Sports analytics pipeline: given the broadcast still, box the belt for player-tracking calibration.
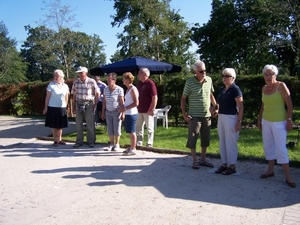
[76,100,93,103]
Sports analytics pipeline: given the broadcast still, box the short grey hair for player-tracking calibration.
[222,68,236,78]
[262,64,278,76]
[193,60,205,71]
[140,67,150,76]
[54,69,65,77]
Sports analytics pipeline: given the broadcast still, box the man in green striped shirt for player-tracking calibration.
[180,60,218,169]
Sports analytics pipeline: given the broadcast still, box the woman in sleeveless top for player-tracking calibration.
[119,72,139,156]
[257,64,296,188]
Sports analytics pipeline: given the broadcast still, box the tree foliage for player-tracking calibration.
[20,0,106,82]
[110,0,194,73]
[0,22,27,84]
[21,26,106,82]
[191,0,300,75]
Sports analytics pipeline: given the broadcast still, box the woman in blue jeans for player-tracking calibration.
[119,72,139,156]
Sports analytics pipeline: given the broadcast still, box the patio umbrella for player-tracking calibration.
[89,56,182,75]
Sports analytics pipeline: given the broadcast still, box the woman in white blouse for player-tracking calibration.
[43,69,69,147]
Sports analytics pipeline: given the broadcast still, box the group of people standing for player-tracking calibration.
[43,66,157,156]
[43,60,296,188]
[100,68,158,155]
[181,60,295,188]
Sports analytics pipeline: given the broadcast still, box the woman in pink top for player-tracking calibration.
[257,64,295,188]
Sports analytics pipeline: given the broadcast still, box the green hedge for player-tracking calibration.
[1,75,299,125]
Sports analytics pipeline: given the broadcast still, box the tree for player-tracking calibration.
[39,0,81,78]
[0,22,27,84]
[21,0,106,81]
[191,0,300,75]
[110,0,193,74]
[21,26,106,81]
[21,25,59,81]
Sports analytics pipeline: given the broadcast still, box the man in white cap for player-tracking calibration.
[71,66,100,148]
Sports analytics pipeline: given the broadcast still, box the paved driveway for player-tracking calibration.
[0,116,299,225]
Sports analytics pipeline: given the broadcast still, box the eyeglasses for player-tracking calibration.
[264,73,275,77]
[221,75,232,78]
[198,70,206,74]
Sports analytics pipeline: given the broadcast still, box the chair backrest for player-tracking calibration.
[164,105,171,112]
[155,105,171,118]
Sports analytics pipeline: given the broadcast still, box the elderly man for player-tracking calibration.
[181,60,218,169]
[136,67,158,147]
[71,66,100,148]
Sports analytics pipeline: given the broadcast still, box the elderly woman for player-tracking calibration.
[215,68,243,175]
[257,65,296,188]
[119,72,139,156]
[101,72,124,151]
[43,69,69,147]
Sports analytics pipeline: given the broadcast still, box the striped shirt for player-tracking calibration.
[103,85,124,111]
[182,76,214,117]
[71,77,100,102]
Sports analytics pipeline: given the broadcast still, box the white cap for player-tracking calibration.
[75,66,88,73]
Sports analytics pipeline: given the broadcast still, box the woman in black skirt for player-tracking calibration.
[43,69,70,146]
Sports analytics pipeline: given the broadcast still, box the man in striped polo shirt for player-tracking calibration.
[71,66,100,148]
[180,60,218,169]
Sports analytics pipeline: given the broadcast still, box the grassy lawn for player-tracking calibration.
[63,124,300,168]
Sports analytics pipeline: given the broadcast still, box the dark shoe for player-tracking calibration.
[215,166,227,174]
[286,180,296,188]
[123,150,136,156]
[58,141,66,145]
[222,167,236,175]
[199,160,214,168]
[192,161,200,169]
[73,143,83,148]
[89,143,94,148]
[53,141,59,147]
[123,147,131,153]
[260,172,274,178]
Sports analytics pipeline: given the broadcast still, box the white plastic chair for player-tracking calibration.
[154,105,171,129]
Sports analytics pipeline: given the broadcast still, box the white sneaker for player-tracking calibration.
[105,144,113,151]
[112,144,120,151]
[137,141,143,147]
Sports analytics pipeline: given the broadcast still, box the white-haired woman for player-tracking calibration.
[43,69,70,147]
[257,64,296,188]
[215,68,243,175]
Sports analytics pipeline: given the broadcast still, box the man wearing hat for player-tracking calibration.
[71,66,100,148]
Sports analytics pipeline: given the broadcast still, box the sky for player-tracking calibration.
[0,0,212,63]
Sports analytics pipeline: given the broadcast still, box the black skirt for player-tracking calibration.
[45,106,69,129]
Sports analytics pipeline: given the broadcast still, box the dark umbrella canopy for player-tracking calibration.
[90,56,182,75]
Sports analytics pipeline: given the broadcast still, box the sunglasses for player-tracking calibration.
[198,70,206,74]
[221,75,232,78]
